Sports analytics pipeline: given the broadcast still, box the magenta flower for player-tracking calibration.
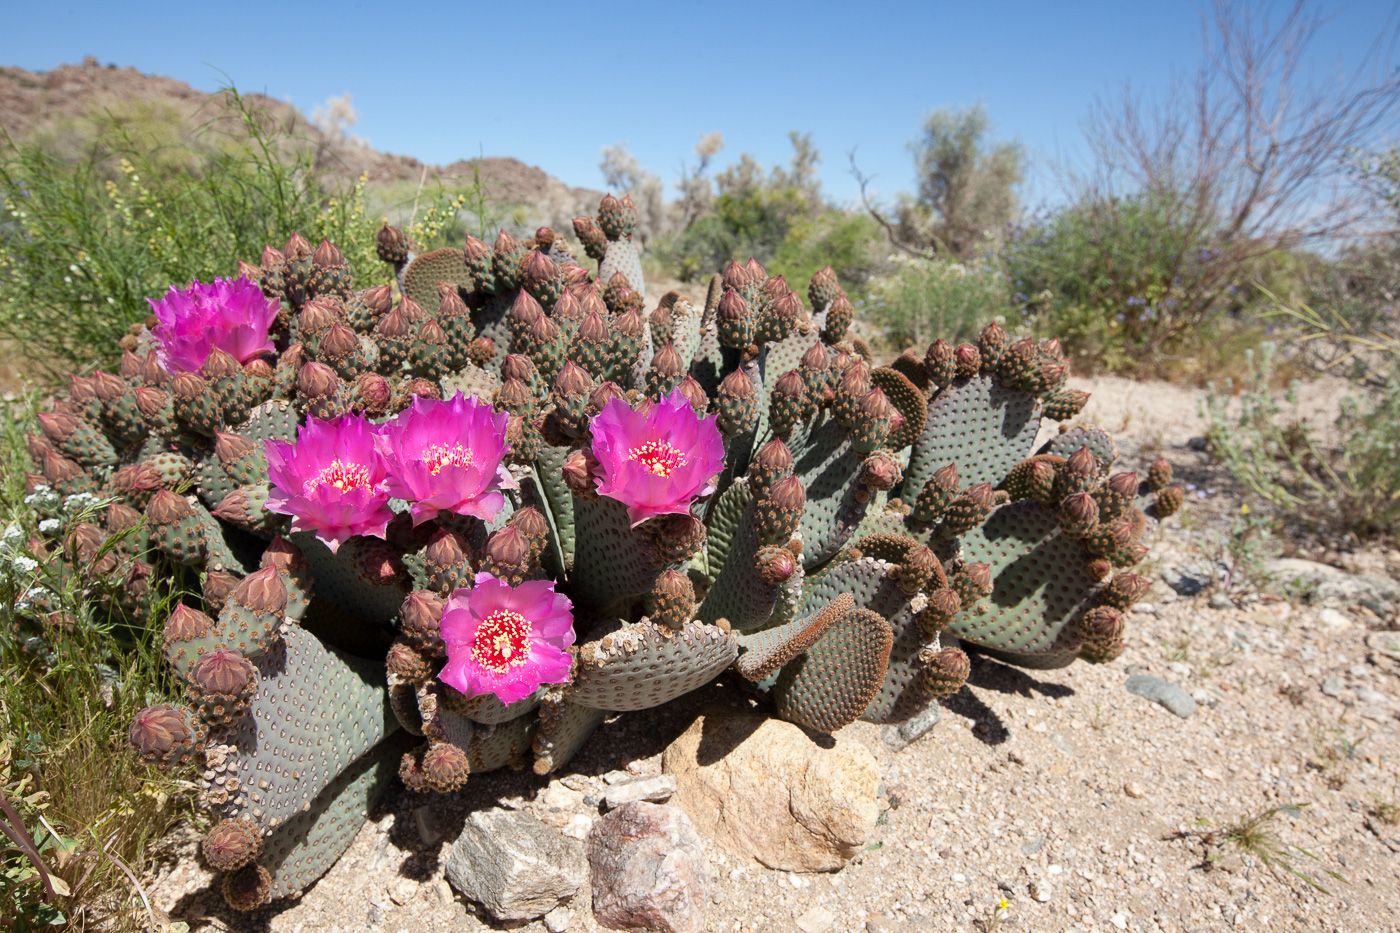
[264,414,393,553]
[589,387,725,526]
[439,572,575,704]
[149,276,280,374]
[376,392,513,526]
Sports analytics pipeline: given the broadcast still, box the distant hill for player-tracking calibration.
[0,57,603,225]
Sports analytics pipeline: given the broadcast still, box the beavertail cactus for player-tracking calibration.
[18,198,1182,911]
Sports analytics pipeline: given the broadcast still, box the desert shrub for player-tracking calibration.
[866,253,1013,349]
[0,87,462,377]
[771,210,883,305]
[653,134,824,281]
[1205,340,1400,542]
[1005,192,1214,368]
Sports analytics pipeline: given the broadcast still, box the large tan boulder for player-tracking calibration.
[662,711,880,871]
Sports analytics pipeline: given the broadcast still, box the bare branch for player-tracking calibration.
[847,149,929,258]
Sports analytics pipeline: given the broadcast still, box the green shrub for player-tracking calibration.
[0,87,463,378]
[771,210,883,304]
[865,253,1013,349]
[1205,340,1400,541]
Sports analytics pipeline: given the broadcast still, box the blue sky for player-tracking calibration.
[3,1,1394,209]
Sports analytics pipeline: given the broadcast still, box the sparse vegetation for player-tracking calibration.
[1173,803,1345,894]
[0,402,195,930]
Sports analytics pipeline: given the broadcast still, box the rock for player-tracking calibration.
[1264,557,1400,617]
[587,801,709,933]
[1208,592,1234,610]
[445,808,587,922]
[1187,436,1209,451]
[562,814,594,840]
[1321,676,1345,698]
[1317,607,1353,631]
[1123,781,1146,799]
[882,704,941,751]
[1161,562,1215,596]
[1125,674,1197,718]
[662,711,880,871]
[796,906,837,932]
[544,906,573,932]
[603,774,678,809]
[1030,879,1052,903]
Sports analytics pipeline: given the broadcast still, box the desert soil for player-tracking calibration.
[144,372,1400,933]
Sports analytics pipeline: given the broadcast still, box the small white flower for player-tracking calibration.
[2,524,20,543]
[12,556,38,574]
[38,518,61,534]
[63,492,99,512]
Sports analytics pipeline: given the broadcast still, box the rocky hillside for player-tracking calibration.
[0,57,601,218]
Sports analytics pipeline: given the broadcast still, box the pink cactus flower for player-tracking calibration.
[590,387,725,526]
[376,392,513,526]
[149,277,281,374]
[439,573,575,704]
[264,414,393,553]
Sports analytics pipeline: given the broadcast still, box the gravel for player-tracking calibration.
[147,374,1400,933]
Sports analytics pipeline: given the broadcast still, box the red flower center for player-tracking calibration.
[471,609,532,674]
[628,439,687,478]
[420,442,475,476]
[305,459,371,494]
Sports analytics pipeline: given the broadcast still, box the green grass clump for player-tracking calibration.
[0,402,195,931]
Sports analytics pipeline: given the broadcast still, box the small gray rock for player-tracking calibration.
[1208,592,1234,610]
[882,704,941,751]
[1161,563,1214,596]
[603,774,678,809]
[1125,674,1197,718]
[1321,675,1345,698]
[445,808,587,922]
[588,802,709,933]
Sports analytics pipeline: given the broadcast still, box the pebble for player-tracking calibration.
[1317,607,1353,630]
[561,814,594,840]
[796,906,837,932]
[544,906,572,932]
[1321,676,1344,698]
[882,704,941,751]
[1125,674,1198,718]
[1123,781,1146,799]
[1209,592,1234,610]
[1030,879,1052,903]
[603,774,678,809]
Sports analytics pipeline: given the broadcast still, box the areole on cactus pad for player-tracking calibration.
[19,192,1186,911]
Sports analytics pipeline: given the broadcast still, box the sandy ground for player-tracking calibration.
[141,375,1400,933]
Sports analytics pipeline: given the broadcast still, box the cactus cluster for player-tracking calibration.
[19,194,1183,910]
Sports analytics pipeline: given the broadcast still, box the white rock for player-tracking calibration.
[1317,608,1352,630]
[796,906,837,932]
